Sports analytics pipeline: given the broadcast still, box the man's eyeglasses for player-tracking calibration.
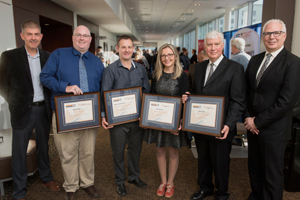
[262,31,285,38]
[74,34,91,39]
[161,53,174,59]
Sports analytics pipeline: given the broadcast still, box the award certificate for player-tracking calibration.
[64,100,94,124]
[147,101,174,124]
[190,103,217,127]
[112,94,137,117]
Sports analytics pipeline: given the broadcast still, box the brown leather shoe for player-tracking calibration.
[83,185,99,198]
[42,180,62,191]
[65,192,76,200]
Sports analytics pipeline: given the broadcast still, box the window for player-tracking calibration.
[230,10,236,30]
[252,0,263,24]
[238,4,248,28]
[208,21,213,32]
[218,16,224,33]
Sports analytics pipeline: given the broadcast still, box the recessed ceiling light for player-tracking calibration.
[194,3,201,6]
[134,18,138,20]
[157,7,160,9]
[130,7,133,9]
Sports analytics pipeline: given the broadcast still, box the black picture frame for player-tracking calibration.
[182,95,225,137]
[103,87,142,126]
[54,92,101,133]
[139,93,182,132]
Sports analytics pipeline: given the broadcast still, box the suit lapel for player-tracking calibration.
[249,52,265,89]
[20,46,33,83]
[205,57,228,87]
[39,49,47,69]
[257,48,286,87]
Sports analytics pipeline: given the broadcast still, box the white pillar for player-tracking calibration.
[195,24,199,52]
[224,8,232,32]
[292,0,300,57]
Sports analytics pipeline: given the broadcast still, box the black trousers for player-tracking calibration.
[247,132,287,200]
[12,105,53,199]
[109,121,144,185]
[194,134,232,199]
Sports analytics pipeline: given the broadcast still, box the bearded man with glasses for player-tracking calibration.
[244,19,300,200]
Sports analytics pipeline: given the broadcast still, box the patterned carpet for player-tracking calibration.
[1,127,300,200]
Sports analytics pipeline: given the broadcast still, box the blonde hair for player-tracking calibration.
[153,43,182,81]
[135,50,143,60]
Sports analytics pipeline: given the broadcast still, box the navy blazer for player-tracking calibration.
[0,46,51,129]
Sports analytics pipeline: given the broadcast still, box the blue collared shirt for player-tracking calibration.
[40,47,104,110]
[25,47,44,102]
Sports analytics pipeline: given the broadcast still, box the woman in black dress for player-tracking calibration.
[144,43,189,198]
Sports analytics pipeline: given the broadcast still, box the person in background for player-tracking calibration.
[190,49,198,64]
[231,38,251,71]
[96,46,104,61]
[40,25,104,200]
[0,20,61,200]
[107,50,119,65]
[101,35,150,197]
[244,19,300,200]
[181,47,190,71]
[184,30,245,200]
[144,43,189,198]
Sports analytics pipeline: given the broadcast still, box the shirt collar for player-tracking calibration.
[234,50,243,55]
[25,46,40,58]
[72,47,89,58]
[117,59,136,69]
[266,46,284,58]
[209,54,224,67]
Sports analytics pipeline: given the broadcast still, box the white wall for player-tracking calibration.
[292,0,300,57]
[0,0,16,130]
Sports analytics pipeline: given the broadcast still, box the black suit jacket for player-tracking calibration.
[0,46,51,129]
[192,56,246,141]
[244,48,300,141]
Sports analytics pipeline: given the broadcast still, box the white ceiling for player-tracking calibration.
[52,0,253,43]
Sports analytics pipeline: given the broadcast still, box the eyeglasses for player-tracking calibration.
[161,53,174,59]
[74,34,90,39]
[262,31,285,38]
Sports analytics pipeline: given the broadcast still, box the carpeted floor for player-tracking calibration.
[1,127,300,200]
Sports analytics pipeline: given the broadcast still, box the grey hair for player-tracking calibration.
[231,38,245,50]
[205,30,224,45]
[263,19,287,34]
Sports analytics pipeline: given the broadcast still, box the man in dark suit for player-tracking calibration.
[185,30,246,200]
[244,19,300,200]
[0,20,61,200]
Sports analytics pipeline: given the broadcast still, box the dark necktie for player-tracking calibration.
[256,53,272,86]
[205,63,214,85]
[79,54,89,93]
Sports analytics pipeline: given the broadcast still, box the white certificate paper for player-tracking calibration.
[190,103,217,127]
[112,94,137,117]
[147,101,175,124]
[64,100,94,124]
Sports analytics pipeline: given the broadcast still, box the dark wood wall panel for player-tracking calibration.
[12,0,73,26]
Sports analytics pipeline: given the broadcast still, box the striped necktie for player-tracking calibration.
[256,53,272,86]
[205,63,214,85]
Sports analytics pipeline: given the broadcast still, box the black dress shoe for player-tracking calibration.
[128,178,148,189]
[191,189,214,200]
[116,184,127,196]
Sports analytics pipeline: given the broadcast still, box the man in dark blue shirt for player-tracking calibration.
[40,25,104,200]
[101,35,150,196]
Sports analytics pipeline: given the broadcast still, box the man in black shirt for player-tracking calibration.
[101,35,150,196]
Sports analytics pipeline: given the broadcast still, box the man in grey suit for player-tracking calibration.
[244,19,300,200]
